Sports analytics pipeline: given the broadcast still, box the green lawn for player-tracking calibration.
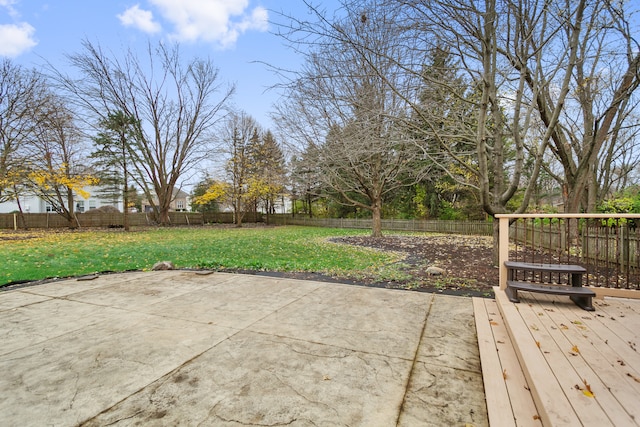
[0,226,400,286]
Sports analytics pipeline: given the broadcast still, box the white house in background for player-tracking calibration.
[0,186,124,214]
[141,188,190,213]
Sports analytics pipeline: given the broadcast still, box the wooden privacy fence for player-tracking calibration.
[0,212,263,229]
[270,216,493,235]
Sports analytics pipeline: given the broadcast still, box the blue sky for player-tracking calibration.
[0,0,341,130]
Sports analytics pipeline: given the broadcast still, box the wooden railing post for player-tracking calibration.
[498,215,510,290]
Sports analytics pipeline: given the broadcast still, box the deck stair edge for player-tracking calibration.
[473,297,542,427]
[494,288,599,427]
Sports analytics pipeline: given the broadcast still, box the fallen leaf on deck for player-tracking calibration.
[627,373,640,383]
[503,369,507,380]
[536,341,541,348]
[490,321,499,326]
[617,359,626,366]
[533,414,541,420]
[530,324,539,331]
[560,324,569,330]
[572,345,580,354]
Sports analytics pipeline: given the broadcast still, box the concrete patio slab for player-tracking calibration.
[0,271,488,426]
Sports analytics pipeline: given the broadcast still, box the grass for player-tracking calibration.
[0,226,402,286]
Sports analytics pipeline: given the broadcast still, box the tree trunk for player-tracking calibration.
[371,201,383,238]
[66,187,79,229]
[13,184,28,230]
[122,139,130,231]
[234,199,243,227]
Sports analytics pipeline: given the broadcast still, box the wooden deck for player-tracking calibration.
[474,289,640,427]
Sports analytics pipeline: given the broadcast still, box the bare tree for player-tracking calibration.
[364,0,639,253]
[275,2,430,237]
[26,94,95,228]
[0,59,48,208]
[492,0,640,212]
[50,40,234,224]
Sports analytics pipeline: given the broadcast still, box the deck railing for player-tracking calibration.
[497,213,640,298]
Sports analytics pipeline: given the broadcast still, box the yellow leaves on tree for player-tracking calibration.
[29,166,98,199]
[245,176,282,201]
[192,181,230,206]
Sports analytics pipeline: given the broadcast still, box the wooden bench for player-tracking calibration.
[504,261,595,311]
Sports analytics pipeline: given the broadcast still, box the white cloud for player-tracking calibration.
[0,0,19,18]
[117,4,161,34]
[0,22,37,57]
[141,0,269,49]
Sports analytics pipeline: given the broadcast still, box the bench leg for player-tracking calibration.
[505,286,520,303]
[570,295,595,311]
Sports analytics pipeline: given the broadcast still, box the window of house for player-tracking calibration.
[89,200,97,210]
[176,200,185,210]
[76,201,85,213]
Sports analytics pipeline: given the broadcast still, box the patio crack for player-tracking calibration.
[395,294,434,426]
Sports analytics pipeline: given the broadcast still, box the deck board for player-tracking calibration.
[494,291,580,426]
[523,293,636,426]
[507,293,614,426]
[490,288,640,427]
[473,297,542,427]
[556,296,640,383]
[530,293,640,423]
[473,297,517,427]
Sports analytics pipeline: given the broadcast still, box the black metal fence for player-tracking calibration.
[507,216,640,290]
